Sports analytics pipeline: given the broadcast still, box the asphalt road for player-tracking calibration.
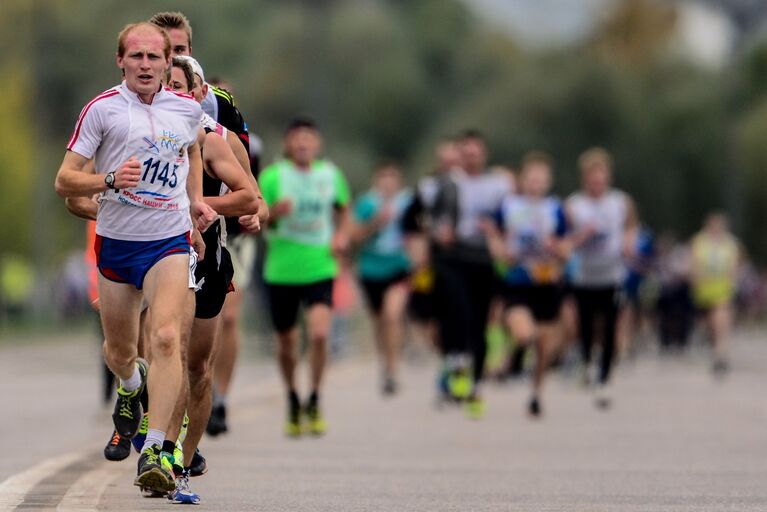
[1,327,767,511]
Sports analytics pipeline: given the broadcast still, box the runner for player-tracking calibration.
[54,22,216,494]
[480,152,568,417]
[566,147,638,409]
[149,11,264,437]
[162,55,259,503]
[422,130,511,418]
[259,117,351,437]
[690,212,741,375]
[351,162,412,395]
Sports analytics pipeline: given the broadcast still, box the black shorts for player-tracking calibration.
[360,272,409,314]
[408,290,435,322]
[194,247,235,319]
[267,279,334,333]
[502,284,563,322]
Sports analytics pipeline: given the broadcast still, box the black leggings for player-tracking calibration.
[433,258,496,384]
[574,286,620,385]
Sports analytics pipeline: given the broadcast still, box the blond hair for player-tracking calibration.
[149,11,193,47]
[117,22,170,58]
[578,147,612,173]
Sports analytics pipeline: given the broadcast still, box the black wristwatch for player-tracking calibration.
[104,171,116,190]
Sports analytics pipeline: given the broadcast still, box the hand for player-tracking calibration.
[238,214,261,233]
[477,217,499,237]
[273,199,293,218]
[191,228,206,261]
[191,201,217,233]
[331,231,349,257]
[114,156,141,189]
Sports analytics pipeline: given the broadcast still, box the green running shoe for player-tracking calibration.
[465,396,485,420]
[113,358,148,439]
[304,399,327,436]
[134,444,175,494]
[285,392,302,438]
[447,370,472,402]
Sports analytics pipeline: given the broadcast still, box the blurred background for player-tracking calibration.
[1,0,767,331]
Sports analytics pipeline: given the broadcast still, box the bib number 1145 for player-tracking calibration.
[142,157,178,188]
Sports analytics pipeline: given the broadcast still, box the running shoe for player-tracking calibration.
[595,383,612,410]
[187,449,207,477]
[113,358,148,439]
[134,444,175,494]
[168,469,200,505]
[712,358,730,377]
[104,429,131,461]
[447,370,472,402]
[206,404,228,437]
[464,396,485,420]
[172,445,185,477]
[305,398,327,436]
[285,392,302,438]
[382,375,398,396]
[132,412,150,453]
[528,396,542,418]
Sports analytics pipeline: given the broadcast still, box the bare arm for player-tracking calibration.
[55,151,106,198]
[202,133,259,217]
[187,140,217,232]
[332,205,352,257]
[64,160,99,220]
[225,130,269,222]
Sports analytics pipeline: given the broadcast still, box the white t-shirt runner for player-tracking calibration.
[67,81,203,241]
[566,189,629,287]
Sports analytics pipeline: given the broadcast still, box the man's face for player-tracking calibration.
[582,164,610,196]
[375,167,401,198]
[459,137,487,173]
[167,28,191,56]
[285,128,321,167]
[117,27,170,98]
[436,142,460,172]
[522,163,551,197]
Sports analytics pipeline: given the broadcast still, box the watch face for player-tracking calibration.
[105,173,114,187]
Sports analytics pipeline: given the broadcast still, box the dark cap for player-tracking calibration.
[285,116,319,135]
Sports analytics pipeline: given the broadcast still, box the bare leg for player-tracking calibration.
[182,315,222,458]
[214,289,242,397]
[306,303,332,392]
[380,283,409,377]
[141,254,190,434]
[100,277,143,381]
[277,327,300,391]
[166,291,196,446]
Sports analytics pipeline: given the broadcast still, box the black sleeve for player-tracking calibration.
[213,87,250,155]
[402,194,424,234]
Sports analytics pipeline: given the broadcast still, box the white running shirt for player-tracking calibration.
[67,82,202,241]
[566,189,629,287]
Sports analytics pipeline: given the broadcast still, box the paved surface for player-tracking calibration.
[1,328,767,511]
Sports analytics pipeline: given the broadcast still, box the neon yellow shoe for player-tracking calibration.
[285,393,302,438]
[177,413,189,445]
[448,371,473,401]
[131,413,150,453]
[304,400,327,436]
[465,396,485,420]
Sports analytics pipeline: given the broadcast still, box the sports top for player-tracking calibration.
[354,189,413,281]
[566,189,629,287]
[260,158,350,285]
[499,195,567,285]
[68,82,202,241]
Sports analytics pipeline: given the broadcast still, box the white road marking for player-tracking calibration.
[0,452,84,510]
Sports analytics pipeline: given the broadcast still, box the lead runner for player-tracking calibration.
[54,21,216,494]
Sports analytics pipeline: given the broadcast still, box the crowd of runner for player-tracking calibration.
[54,10,756,505]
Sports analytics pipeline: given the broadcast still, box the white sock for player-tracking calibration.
[120,364,141,393]
[142,429,165,453]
